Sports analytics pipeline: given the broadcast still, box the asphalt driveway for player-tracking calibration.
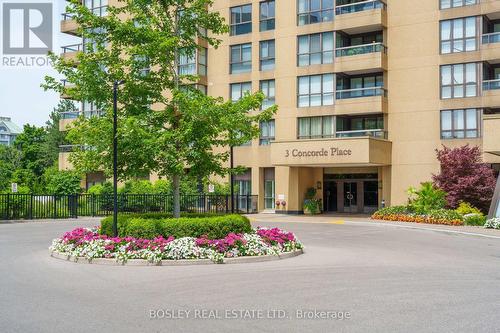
[0,217,499,333]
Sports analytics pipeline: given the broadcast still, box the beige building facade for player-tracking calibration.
[60,0,500,214]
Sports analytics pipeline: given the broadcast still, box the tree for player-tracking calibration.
[43,167,82,195]
[43,0,276,217]
[13,125,50,191]
[42,100,75,165]
[0,145,22,192]
[432,145,497,213]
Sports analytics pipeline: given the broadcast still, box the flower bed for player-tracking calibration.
[371,206,464,226]
[484,218,500,229]
[49,227,303,264]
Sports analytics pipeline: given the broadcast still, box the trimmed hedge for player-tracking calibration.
[100,212,224,237]
[100,213,252,239]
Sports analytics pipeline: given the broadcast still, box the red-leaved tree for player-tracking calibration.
[432,145,497,213]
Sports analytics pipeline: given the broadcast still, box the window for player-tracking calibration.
[260,1,275,31]
[259,120,275,145]
[298,74,334,107]
[297,0,334,26]
[230,4,252,36]
[260,40,275,71]
[298,116,335,139]
[178,48,207,76]
[260,80,275,110]
[231,82,252,101]
[298,31,334,66]
[440,17,477,54]
[440,63,478,99]
[440,0,477,10]
[440,109,480,139]
[230,43,252,74]
[84,0,107,16]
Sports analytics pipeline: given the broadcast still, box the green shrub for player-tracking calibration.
[456,202,483,216]
[407,182,447,213]
[126,218,162,239]
[100,212,227,237]
[463,213,487,226]
[121,214,252,239]
[427,209,463,221]
[373,205,414,216]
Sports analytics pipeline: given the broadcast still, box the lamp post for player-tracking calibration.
[112,80,125,237]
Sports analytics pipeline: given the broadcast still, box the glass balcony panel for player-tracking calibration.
[335,43,386,57]
[482,32,500,44]
[483,79,500,91]
[335,87,385,99]
[335,0,385,15]
[335,129,386,138]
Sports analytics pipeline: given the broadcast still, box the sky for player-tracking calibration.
[0,0,80,127]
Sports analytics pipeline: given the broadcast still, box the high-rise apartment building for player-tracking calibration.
[59,0,500,213]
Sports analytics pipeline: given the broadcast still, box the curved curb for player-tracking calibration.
[49,249,304,266]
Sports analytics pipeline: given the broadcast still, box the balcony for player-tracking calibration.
[335,0,387,34]
[334,87,387,114]
[60,79,76,99]
[334,42,387,73]
[61,43,82,63]
[270,136,391,167]
[59,110,104,130]
[482,79,500,108]
[481,32,500,62]
[61,13,79,36]
[483,113,500,156]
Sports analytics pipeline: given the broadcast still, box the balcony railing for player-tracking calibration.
[336,129,387,139]
[335,42,387,57]
[59,144,84,152]
[61,43,82,54]
[61,12,74,21]
[483,79,500,91]
[60,110,104,119]
[482,32,500,45]
[335,0,386,15]
[336,87,387,99]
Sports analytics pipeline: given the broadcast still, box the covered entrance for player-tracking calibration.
[323,173,379,214]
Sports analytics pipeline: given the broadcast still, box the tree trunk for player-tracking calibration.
[173,174,181,218]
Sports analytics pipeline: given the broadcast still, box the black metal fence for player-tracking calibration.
[0,194,258,220]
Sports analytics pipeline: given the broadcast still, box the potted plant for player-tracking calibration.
[303,187,321,215]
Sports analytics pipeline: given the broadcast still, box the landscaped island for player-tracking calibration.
[49,214,303,264]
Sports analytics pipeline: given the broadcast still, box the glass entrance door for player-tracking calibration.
[343,182,358,213]
[323,181,337,212]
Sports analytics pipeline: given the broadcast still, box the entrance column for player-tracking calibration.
[275,166,300,214]
[251,167,263,212]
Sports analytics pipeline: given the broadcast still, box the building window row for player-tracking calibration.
[440,17,478,54]
[440,63,479,99]
[298,114,385,139]
[440,108,480,139]
[440,0,477,10]
[231,0,385,34]
[230,74,384,110]
[229,30,384,74]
